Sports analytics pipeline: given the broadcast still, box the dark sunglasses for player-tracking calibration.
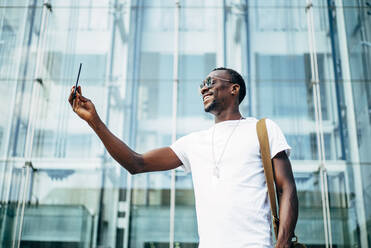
[200,76,233,89]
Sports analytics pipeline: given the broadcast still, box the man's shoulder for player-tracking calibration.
[264,118,283,130]
[171,129,208,150]
[181,129,209,140]
[252,117,279,127]
[243,117,259,123]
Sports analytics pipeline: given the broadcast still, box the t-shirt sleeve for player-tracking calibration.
[265,119,291,158]
[170,135,192,173]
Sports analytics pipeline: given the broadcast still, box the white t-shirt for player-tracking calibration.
[170,118,291,248]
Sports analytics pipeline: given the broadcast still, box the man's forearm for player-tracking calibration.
[276,185,298,247]
[87,116,143,174]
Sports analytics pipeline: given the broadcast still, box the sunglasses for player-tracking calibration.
[200,76,233,89]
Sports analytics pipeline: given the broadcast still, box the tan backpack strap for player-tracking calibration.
[256,118,280,240]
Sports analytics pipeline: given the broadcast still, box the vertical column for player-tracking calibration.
[124,0,144,246]
[222,0,227,66]
[11,166,25,248]
[305,1,332,247]
[11,1,52,248]
[24,0,52,162]
[169,1,180,248]
[15,162,35,248]
[334,0,368,247]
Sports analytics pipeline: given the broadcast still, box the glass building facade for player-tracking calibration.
[0,0,370,247]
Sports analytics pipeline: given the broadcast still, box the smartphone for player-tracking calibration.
[73,63,82,100]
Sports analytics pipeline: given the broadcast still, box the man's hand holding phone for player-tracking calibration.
[68,86,101,127]
[68,63,102,128]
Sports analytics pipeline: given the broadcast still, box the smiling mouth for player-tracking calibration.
[203,94,212,103]
[203,96,211,102]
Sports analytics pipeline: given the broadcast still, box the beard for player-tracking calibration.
[204,99,217,112]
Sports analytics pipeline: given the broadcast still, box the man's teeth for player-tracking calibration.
[204,96,211,101]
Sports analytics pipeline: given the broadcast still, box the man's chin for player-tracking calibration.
[204,102,215,113]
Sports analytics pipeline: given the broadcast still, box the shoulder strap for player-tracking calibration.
[256,118,280,240]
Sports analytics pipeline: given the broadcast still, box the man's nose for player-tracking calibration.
[200,85,209,95]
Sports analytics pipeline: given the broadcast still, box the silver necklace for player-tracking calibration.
[211,117,243,178]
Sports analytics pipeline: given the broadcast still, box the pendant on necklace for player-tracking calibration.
[213,166,220,178]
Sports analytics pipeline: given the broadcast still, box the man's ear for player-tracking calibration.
[231,84,240,95]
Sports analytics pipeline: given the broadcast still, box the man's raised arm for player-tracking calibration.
[68,86,182,174]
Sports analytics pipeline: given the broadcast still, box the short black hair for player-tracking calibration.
[212,67,246,104]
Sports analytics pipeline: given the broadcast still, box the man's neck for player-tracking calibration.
[213,109,242,124]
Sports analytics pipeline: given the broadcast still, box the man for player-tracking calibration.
[68,67,298,248]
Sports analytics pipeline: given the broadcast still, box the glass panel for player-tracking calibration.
[174,171,198,247]
[327,162,361,246]
[0,2,45,245]
[247,1,329,246]
[0,2,31,157]
[128,3,174,247]
[225,0,252,114]
[0,160,29,247]
[294,168,326,245]
[1,2,43,158]
[21,161,102,248]
[246,2,325,162]
[320,0,371,245]
[130,171,172,247]
[28,4,111,159]
[177,4,221,134]
[99,2,131,247]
